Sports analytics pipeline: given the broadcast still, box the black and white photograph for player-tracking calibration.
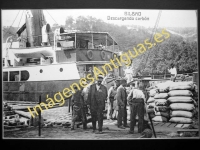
[2,8,199,139]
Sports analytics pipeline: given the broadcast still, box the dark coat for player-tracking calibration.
[116,85,127,107]
[87,83,107,111]
[71,90,84,107]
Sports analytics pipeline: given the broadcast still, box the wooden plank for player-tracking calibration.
[175,124,184,128]
[15,110,32,119]
[169,123,176,128]
[153,122,161,126]
[4,125,16,129]
[4,128,21,132]
[153,121,160,124]
[160,122,166,126]
[172,123,178,127]
[177,129,199,133]
[162,122,171,127]
[167,123,172,127]
[181,124,191,128]
[15,125,29,128]
[153,123,160,126]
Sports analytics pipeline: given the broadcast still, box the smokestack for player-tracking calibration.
[26,10,46,47]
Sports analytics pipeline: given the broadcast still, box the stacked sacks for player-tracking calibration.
[146,88,158,118]
[168,82,196,124]
[151,81,172,122]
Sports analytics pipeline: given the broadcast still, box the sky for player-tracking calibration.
[2,9,197,29]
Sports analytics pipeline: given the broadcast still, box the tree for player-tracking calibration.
[65,16,75,30]
[64,16,197,74]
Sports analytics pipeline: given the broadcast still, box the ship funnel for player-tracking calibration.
[26,10,46,47]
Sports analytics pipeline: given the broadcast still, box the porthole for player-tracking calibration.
[60,68,63,72]
[40,69,43,73]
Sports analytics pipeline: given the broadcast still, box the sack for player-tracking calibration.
[154,93,168,99]
[169,85,193,91]
[155,106,169,112]
[155,99,168,106]
[147,97,155,103]
[155,81,172,93]
[168,90,193,97]
[155,111,170,118]
[167,96,194,103]
[152,116,168,122]
[169,117,193,124]
[148,102,155,108]
[169,82,194,91]
[169,103,195,111]
[146,108,155,113]
[149,89,158,97]
[170,110,193,118]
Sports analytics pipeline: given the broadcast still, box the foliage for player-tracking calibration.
[2,16,197,75]
[64,16,197,75]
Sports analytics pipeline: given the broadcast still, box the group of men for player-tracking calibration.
[71,74,147,134]
[107,77,146,133]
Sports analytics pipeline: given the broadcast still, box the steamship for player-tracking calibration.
[2,10,122,103]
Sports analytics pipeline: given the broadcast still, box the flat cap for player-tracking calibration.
[97,75,104,79]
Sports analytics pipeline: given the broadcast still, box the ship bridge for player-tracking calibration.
[58,31,118,51]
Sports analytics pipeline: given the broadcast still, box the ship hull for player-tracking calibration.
[3,80,79,103]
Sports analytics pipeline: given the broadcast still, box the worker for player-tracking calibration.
[87,75,108,134]
[102,71,115,86]
[168,63,177,82]
[126,81,136,95]
[116,78,128,129]
[127,82,145,134]
[112,96,118,120]
[107,79,120,120]
[81,81,92,115]
[123,65,134,83]
[71,85,87,130]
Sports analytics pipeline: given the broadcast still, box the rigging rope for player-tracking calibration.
[4,10,21,37]
[17,10,24,30]
[45,10,59,25]
[140,10,162,73]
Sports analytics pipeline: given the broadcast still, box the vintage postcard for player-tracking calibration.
[2,9,199,139]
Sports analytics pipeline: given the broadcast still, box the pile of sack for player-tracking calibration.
[168,82,197,124]
[151,81,172,122]
[146,88,157,118]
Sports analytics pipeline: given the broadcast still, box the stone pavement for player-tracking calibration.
[41,106,131,129]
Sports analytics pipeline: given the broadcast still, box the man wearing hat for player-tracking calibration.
[81,81,92,115]
[107,79,120,120]
[71,84,87,130]
[87,75,108,134]
[116,78,128,129]
[127,82,145,133]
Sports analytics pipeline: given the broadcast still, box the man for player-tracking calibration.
[168,63,177,82]
[116,78,128,129]
[127,82,145,133]
[127,81,136,95]
[71,85,87,130]
[87,75,108,134]
[123,66,134,84]
[107,80,120,120]
[81,81,92,115]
